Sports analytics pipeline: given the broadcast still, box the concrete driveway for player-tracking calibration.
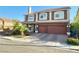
[31,33,67,42]
[29,33,68,46]
[0,33,68,46]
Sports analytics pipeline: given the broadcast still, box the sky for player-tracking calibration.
[0,6,78,22]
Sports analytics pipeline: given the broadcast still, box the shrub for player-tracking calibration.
[12,29,29,36]
[71,16,79,39]
[13,20,29,36]
[12,30,21,35]
[67,38,79,45]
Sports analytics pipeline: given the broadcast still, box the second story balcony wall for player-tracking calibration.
[25,7,70,23]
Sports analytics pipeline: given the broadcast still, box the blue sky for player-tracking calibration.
[0,6,78,22]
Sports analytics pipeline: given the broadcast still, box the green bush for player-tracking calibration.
[12,29,29,36]
[67,38,79,45]
[12,30,21,35]
[13,20,29,36]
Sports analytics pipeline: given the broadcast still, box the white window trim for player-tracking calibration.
[28,15,34,22]
[39,13,48,21]
[54,11,64,20]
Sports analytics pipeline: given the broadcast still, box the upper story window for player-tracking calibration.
[39,13,48,21]
[54,11,64,20]
[28,15,35,22]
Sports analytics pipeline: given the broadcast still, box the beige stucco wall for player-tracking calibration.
[0,20,3,30]
[0,18,14,30]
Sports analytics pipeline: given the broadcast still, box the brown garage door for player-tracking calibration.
[48,25,67,34]
[38,23,67,34]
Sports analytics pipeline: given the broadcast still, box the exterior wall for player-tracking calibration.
[4,20,14,30]
[0,19,3,30]
[0,18,14,30]
[25,7,70,23]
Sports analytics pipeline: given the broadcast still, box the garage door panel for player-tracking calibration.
[48,25,67,34]
[38,26,47,33]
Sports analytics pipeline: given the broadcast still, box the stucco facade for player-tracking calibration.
[0,18,14,30]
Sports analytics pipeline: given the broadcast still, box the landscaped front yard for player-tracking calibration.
[67,38,79,45]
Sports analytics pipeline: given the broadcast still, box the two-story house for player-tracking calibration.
[24,7,70,35]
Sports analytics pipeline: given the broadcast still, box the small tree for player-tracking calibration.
[73,19,79,39]
[71,8,79,39]
[13,20,28,36]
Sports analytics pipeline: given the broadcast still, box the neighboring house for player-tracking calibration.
[0,18,14,30]
[0,18,3,30]
[24,7,70,34]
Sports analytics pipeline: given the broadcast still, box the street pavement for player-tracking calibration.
[0,44,79,53]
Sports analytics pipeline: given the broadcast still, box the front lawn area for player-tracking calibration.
[67,38,79,45]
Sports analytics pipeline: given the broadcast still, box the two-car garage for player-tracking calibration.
[38,22,67,34]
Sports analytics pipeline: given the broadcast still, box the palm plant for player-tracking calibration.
[13,20,28,36]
